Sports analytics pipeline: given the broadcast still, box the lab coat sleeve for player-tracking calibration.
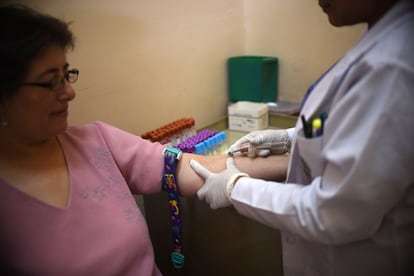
[230,59,414,245]
[286,127,295,141]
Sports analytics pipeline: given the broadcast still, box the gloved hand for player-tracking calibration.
[190,157,249,209]
[228,129,291,157]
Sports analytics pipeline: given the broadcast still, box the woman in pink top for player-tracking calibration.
[0,4,287,275]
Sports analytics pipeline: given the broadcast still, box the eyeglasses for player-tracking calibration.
[20,68,79,92]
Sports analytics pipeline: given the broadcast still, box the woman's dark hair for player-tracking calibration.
[0,4,75,97]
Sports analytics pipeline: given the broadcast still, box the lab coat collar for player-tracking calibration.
[288,0,413,184]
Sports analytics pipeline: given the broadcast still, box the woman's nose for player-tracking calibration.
[58,82,76,101]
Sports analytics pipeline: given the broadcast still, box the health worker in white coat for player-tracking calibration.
[190,0,414,275]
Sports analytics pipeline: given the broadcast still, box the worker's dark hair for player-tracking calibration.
[0,4,75,98]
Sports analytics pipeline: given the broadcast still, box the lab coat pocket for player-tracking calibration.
[296,131,324,181]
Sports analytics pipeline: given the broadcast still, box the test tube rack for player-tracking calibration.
[141,117,227,155]
[141,117,196,146]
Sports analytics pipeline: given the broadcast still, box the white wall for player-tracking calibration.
[8,0,364,135]
[244,0,365,102]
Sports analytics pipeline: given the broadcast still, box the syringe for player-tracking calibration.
[227,142,274,156]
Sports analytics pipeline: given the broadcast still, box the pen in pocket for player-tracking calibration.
[312,118,322,137]
[319,111,327,134]
[301,115,313,138]
[302,112,327,138]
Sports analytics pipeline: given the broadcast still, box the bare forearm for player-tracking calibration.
[177,153,289,197]
[234,154,288,181]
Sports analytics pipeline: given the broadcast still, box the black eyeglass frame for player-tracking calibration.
[20,68,79,91]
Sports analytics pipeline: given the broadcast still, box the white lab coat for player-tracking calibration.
[231,1,414,275]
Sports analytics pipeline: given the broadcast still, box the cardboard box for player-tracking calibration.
[228,101,268,132]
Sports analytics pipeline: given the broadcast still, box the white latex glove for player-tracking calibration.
[228,129,291,157]
[190,157,249,209]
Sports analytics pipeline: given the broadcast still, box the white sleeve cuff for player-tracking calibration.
[286,127,295,141]
[225,173,249,199]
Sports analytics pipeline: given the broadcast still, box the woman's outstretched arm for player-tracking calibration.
[177,153,289,197]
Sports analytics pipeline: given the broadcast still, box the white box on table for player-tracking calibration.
[228,101,268,132]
